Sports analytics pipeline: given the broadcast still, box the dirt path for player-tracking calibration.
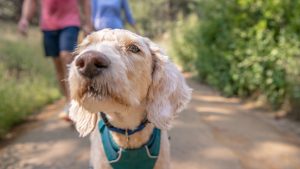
[1,79,300,169]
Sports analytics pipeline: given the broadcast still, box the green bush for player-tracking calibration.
[129,0,196,38]
[172,0,300,107]
[171,14,200,71]
[0,23,60,137]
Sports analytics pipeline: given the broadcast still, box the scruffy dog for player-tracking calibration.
[68,29,192,169]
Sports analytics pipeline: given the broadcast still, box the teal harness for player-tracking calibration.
[98,120,161,169]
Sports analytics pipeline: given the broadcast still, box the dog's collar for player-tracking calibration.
[100,112,149,136]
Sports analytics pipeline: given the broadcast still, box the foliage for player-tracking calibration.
[172,0,300,107]
[0,0,22,21]
[129,0,196,37]
[0,23,60,138]
[171,14,200,70]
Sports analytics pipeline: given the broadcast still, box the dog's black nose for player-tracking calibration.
[75,50,110,79]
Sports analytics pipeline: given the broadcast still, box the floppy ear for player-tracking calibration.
[145,39,192,130]
[69,100,98,137]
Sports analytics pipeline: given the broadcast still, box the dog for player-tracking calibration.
[68,29,192,169]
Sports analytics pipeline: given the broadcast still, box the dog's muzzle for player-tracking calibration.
[75,50,111,79]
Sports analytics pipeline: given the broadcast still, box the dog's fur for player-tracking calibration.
[68,29,192,169]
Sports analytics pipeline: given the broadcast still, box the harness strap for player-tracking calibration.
[100,112,150,136]
[98,120,161,169]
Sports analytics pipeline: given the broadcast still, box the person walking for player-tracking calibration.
[18,0,93,120]
[91,0,139,33]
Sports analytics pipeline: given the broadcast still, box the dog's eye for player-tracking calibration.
[127,44,140,53]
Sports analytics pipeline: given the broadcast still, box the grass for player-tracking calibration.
[0,22,61,138]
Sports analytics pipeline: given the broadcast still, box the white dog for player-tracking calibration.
[68,29,192,169]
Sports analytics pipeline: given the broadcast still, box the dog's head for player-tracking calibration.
[69,29,192,136]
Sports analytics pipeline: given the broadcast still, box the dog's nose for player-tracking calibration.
[75,50,110,78]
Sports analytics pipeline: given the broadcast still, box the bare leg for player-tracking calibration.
[52,57,69,100]
[59,51,75,102]
[52,51,75,121]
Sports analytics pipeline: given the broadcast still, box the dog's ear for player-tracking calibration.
[145,39,192,130]
[69,100,98,137]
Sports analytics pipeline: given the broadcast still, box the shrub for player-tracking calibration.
[172,0,300,107]
[0,23,60,137]
[171,14,200,71]
[129,0,196,38]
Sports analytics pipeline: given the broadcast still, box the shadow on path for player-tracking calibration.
[170,78,300,169]
[0,100,90,169]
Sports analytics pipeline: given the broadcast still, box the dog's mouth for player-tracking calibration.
[83,82,109,99]
[81,82,131,106]
[86,85,99,97]
[73,70,132,106]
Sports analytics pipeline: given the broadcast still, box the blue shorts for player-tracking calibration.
[42,26,79,57]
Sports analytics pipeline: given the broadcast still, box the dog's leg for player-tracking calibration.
[90,127,112,169]
[154,130,171,169]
